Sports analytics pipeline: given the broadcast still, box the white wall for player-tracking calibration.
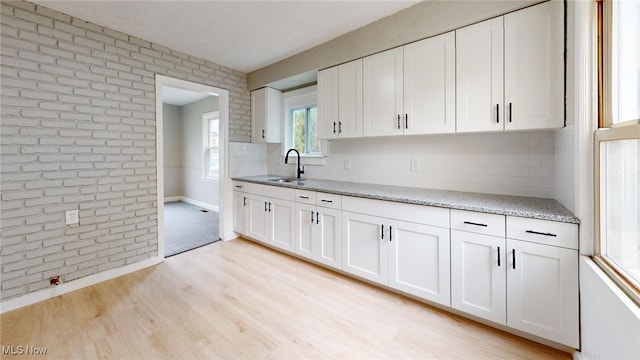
[180,96,219,208]
[269,132,556,198]
[578,258,640,359]
[229,142,268,177]
[163,104,183,198]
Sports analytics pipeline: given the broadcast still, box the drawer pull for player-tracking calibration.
[320,199,333,203]
[525,230,557,237]
[235,185,243,188]
[299,196,309,199]
[463,221,488,227]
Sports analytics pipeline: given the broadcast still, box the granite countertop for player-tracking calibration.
[232,175,580,224]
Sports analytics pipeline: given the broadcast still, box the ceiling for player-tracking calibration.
[162,86,214,106]
[32,0,419,74]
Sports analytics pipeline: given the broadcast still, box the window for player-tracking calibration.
[282,85,326,163]
[203,111,219,180]
[595,0,640,303]
[291,106,320,155]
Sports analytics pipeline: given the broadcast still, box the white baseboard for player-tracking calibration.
[223,231,240,241]
[0,256,162,314]
[164,196,218,212]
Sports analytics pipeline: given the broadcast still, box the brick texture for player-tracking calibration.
[0,1,251,301]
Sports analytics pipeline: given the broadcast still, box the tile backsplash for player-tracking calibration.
[268,131,556,198]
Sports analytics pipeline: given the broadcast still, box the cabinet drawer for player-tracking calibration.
[507,216,578,250]
[246,183,295,201]
[232,181,248,192]
[451,210,505,238]
[295,190,316,205]
[316,193,341,209]
[342,196,449,228]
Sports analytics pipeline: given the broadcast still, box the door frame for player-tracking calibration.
[155,75,231,259]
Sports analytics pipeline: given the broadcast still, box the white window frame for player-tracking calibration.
[594,0,640,305]
[202,111,220,181]
[281,85,326,166]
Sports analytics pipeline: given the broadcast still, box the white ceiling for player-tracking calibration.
[32,0,419,74]
[162,86,214,106]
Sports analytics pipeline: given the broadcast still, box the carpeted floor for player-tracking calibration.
[164,201,220,257]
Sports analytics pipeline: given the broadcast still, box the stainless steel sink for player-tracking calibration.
[269,178,303,183]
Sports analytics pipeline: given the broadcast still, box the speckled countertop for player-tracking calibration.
[232,175,580,224]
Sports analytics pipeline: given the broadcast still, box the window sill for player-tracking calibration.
[202,177,220,182]
[593,255,640,307]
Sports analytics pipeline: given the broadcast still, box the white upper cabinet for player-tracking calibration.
[504,1,564,130]
[457,1,564,133]
[363,47,404,137]
[318,59,363,139]
[456,17,505,133]
[317,66,339,139]
[404,31,456,135]
[251,87,282,143]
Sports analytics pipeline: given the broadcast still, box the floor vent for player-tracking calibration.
[200,209,208,213]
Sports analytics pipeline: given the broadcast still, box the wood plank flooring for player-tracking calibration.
[1,238,572,359]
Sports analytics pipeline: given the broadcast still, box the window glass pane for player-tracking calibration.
[600,139,640,285]
[292,108,306,153]
[207,148,219,178]
[208,119,219,148]
[612,0,640,123]
[308,106,320,154]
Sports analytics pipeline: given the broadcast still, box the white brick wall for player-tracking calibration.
[0,1,251,301]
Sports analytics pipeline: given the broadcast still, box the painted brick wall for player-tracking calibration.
[0,1,251,301]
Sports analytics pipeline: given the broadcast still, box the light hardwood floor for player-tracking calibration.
[1,238,572,359]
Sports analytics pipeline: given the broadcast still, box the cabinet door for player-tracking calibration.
[389,221,451,306]
[456,17,504,133]
[404,32,456,135]
[342,211,388,285]
[247,195,269,243]
[504,1,564,131]
[251,87,281,143]
[318,67,339,140]
[451,230,506,325]
[251,89,267,143]
[315,207,341,268]
[507,239,579,348]
[233,191,248,234]
[338,59,364,138]
[363,47,404,137]
[269,198,295,252]
[295,203,316,259]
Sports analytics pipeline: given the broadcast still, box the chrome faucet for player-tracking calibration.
[285,148,305,179]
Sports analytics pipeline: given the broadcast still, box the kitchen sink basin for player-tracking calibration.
[269,178,304,184]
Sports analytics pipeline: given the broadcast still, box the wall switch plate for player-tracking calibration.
[410,158,420,171]
[344,158,352,169]
[65,210,79,225]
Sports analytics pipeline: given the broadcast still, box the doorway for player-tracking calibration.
[155,75,230,258]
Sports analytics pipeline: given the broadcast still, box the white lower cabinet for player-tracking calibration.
[388,221,450,305]
[342,212,389,285]
[450,210,579,348]
[295,203,342,268]
[233,190,248,234]
[342,208,451,306]
[451,230,507,324]
[234,183,579,348]
[245,192,295,251]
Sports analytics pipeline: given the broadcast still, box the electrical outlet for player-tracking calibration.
[65,210,79,225]
[410,158,421,171]
[344,158,352,169]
